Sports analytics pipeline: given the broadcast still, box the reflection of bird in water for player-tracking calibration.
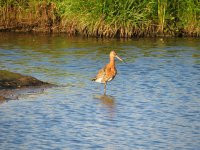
[97,94,115,108]
[94,94,116,118]
[92,51,125,95]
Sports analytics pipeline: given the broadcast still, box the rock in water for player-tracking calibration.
[0,70,53,103]
[0,70,50,89]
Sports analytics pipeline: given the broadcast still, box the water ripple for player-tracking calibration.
[0,34,200,149]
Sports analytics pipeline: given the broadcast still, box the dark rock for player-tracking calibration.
[0,70,50,89]
[0,70,54,102]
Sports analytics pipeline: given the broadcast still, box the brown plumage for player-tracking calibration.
[92,51,125,95]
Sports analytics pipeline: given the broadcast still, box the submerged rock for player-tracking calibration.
[0,70,53,102]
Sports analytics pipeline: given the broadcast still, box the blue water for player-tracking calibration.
[0,33,200,149]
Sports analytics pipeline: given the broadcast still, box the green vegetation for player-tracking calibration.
[0,0,199,37]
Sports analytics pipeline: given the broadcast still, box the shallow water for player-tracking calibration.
[0,33,200,149]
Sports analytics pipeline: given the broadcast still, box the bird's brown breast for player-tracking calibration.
[102,64,117,82]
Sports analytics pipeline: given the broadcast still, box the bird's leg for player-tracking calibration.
[104,82,107,95]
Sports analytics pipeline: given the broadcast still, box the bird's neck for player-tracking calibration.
[109,56,115,65]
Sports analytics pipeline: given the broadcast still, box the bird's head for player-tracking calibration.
[110,51,126,63]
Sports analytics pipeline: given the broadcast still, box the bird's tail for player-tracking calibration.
[91,78,96,81]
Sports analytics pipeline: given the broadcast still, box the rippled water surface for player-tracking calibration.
[0,33,199,149]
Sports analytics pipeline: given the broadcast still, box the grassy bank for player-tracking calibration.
[0,0,199,37]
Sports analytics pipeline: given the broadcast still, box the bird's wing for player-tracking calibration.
[92,66,106,82]
[102,66,116,82]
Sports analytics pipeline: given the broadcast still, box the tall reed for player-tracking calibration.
[0,0,199,37]
[157,0,167,34]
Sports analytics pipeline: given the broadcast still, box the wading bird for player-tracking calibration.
[92,51,125,95]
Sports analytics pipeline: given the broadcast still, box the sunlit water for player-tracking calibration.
[0,33,199,149]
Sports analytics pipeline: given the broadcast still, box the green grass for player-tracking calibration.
[0,0,199,37]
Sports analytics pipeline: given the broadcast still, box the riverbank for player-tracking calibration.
[0,0,199,38]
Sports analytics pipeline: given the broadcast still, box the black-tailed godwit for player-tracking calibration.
[92,51,125,95]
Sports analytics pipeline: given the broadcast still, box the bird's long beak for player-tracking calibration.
[116,55,126,63]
